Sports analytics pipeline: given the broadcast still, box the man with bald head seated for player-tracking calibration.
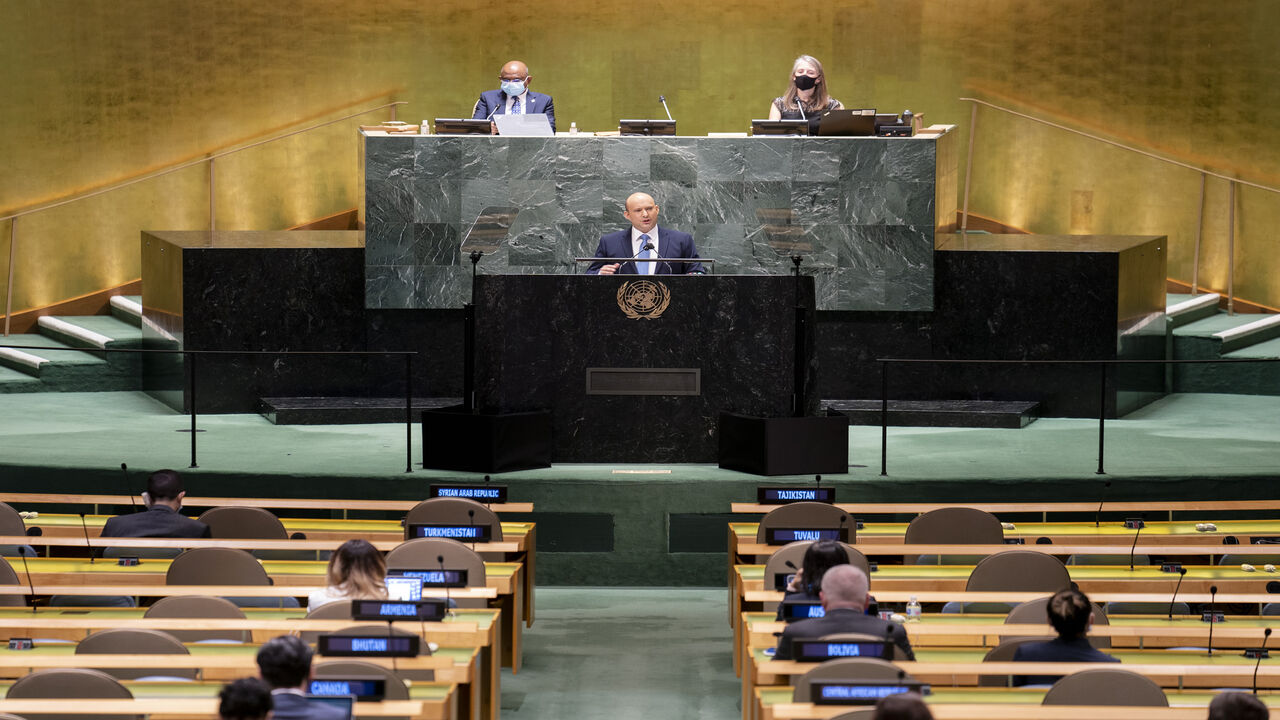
[587,192,705,275]
[101,469,210,538]
[1011,587,1118,686]
[775,564,914,661]
[472,59,556,132]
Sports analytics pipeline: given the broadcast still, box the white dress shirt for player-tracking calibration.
[630,227,660,275]
[505,90,530,114]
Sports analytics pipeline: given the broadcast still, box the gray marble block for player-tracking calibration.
[364,132,955,310]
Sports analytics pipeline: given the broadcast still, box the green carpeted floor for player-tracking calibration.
[499,588,739,720]
[0,391,1277,482]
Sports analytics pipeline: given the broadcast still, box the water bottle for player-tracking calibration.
[569,122,579,135]
[905,596,922,621]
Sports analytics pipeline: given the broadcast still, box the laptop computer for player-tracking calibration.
[816,109,877,136]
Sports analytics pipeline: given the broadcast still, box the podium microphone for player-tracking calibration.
[1094,480,1110,527]
[1207,585,1218,656]
[795,99,806,122]
[437,555,452,613]
[1167,568,1187,619]
[79,513,95,564]
[659,95,674,122]
[121,463,138,511]
[1253,627,1272,694]
[1128,522,1143,571]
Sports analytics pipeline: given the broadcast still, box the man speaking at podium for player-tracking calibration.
[587,192,705,275]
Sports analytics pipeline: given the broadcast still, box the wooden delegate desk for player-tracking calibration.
[0,697,443,720]
[0,606,501,720]
[12,555,528,672]
[736,611,1279,677]
[24,514,538,629]
[757,687,1280,720]
[744,655,1280,720]
[730,499,1280,521]
[0,491,535,516]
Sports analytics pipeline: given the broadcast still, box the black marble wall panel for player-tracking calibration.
[364,134,954,312]
[472,275,817,462]
[816,234,1168,417]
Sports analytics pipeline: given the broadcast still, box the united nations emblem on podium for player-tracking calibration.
[617,280,671,320]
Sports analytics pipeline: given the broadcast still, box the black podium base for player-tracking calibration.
[421,406,553,473]
[717,411,848,476]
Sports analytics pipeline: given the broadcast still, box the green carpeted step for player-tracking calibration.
[0,365,42,393]
[108,295,143,328]
[1225,335,1280,359]
[38,314,145,349]
[0,333,138,392]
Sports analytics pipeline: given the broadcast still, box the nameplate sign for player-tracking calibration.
[351,598,448,622]
[780,602,825,621]
[794,640,890,662]
[317,633,420,657]
[388,568,469,588]
[408,524,493,542]
[309,677,386,701]
[429,484,508,503]
[764,527,849,545]
[757,487,836,504]
[810,681,927,705]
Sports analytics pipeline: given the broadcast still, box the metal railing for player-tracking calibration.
[877,356,1280,476]
[959,97,1280,315]
[0,343,418,472]
[1,99,407,336]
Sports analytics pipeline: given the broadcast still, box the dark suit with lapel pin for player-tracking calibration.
[586,226,705,275]
[472,89,556,132]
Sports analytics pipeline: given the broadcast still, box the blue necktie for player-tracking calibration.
[637,234,652,275]
[512,97,522,115]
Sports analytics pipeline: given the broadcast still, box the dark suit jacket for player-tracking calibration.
[776,607,915,661]
[472,89,556,132]
[585,226,705,275]
[1011,636,1119,686]
[100,505,210,539]
[269,690,351,720]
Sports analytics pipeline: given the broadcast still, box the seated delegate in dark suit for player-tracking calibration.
[472,59,556,133]
[101,469,210,538]
[1012,587,1119,686]
[257,635,348,720]
[586,192,705,275]
[775,564,914,661]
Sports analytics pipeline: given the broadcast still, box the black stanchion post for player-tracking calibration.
[405,353,413,473]
[791,255,804,418]
[880,360,888,476]
[188,352,198,469]
[1097,362,1106,475]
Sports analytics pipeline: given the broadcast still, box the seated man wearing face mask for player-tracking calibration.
[472,59,556,133]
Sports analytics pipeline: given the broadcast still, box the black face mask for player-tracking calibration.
[793,75,817,91]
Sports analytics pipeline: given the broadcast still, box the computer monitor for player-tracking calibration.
[619,119,676,136]
[751,120,808,136]
[433,118,492,135]
[304,695,354,720]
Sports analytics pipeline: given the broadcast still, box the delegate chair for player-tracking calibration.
[903,507,1003,565]
[332,625,433,683]
[1041,668,1168,707]
[756,503,854,544]
[404,498,503,542]
[953,551,1071,615]
[198,506,309,561]
[0,557,26,607]
[76,628,196,681]
[315,660,412,720]
[0,502,36,558]
[166,546,299,608]
[1003,596,1111,648]
[299,600,354,644]
[1263,602,1280,616]
[1067,553,1150,566]
[143,594,249,643]
[1105,601,1190,615]
[979,638,1053,687]
[5,667,140,720]
[792,658,919,703]
[385,537,488,608]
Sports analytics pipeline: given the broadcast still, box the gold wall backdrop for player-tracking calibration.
[3,0,1278,315]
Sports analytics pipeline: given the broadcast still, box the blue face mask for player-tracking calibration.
[501,80,525,97]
